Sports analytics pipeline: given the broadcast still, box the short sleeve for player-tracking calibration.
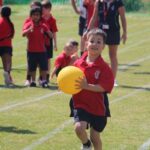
[51,18,58,33]
[116,0,124,8]
[55,56,63,68]
[98,65,114,93]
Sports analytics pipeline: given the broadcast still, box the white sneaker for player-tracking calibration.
[24,80,30,86]
[81,145,92,150]
[3,71,11,85]
[114,80,118,87]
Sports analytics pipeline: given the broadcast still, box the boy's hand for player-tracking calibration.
[75,76,88,90]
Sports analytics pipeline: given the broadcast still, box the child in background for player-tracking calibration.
[50,40,78,79]
[42,0,58,83]
[22,6,51,88]
[0,6,15,86]
[72,28,114,150]
[24,1,43,86]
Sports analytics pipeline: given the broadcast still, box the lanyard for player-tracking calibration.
[103,1,108,21]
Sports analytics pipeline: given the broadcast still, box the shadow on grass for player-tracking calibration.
[0,126,37,134]
[118,63,140,72]
[0,84,26,89]
[119,85,150,91]
[133,71,150,75]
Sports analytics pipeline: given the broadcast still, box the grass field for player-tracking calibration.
[0,4,150,150]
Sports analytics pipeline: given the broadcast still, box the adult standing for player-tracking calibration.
[87,0,127,86]
[71,0,86,55]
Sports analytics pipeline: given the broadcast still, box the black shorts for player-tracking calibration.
[70,92,111,117]
[27,52,48,72]
[0,46,12,56]
[106,30,120,45]
[78,16,86,36]
[46,38,53,59]
[74,108,107,132]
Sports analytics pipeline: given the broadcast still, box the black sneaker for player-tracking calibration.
[42,81,48,88]
[30,82,36,87]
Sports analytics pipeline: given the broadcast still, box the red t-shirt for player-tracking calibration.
[73,53,114,116]
[43,14,58,46]
[22,20,49,52]
[55,52,71,69]
[84,1,98,27]
[0,0,2,6]
[0,18,14,47]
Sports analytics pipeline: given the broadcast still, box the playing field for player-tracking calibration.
[0,4,150,150]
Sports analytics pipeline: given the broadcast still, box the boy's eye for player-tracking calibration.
[97,41,101,44]
[90,40,94,43]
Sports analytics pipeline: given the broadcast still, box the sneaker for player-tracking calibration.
[114,80,118,87]
[3,71,11,85]
[42,81,48,88]
[24,80,30,86]
[30,82,36,87]
[81,145,92,150]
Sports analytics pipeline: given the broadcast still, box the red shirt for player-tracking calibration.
[22,20,49,52]
[84,1,98,27]
[43,14,58,46]
[73,53,114,116]
[55,52,71,69]
[0,18,14,47]
[0,0,2,6]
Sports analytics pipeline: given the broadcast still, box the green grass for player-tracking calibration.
[0,4,150,150]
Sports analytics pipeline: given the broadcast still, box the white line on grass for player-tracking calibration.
[22,84,150,150]
[22,119,73,150]
[138,138,150,150]
[0,91,62,112]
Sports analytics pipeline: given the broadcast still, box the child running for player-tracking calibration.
[0,6,15,86]
[72,28,114,150]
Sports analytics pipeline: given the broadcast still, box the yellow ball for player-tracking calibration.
[57,66,84,94]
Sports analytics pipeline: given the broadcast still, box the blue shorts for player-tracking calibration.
[0,46,12,56]
[106,31,120,45]
[27,52,48,72]
[78,16,86,36]
[73,108,107,132]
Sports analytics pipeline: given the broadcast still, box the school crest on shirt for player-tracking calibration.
[94,70,101,79]
[111,5,115,11]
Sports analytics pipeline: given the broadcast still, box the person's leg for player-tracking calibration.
[90,128,102,150]
[74,121,89,144]
[108,45,118,79]
[2,53,13,85]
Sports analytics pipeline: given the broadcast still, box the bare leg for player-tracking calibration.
[74,121,89,144]
[90,128,102,150]
[108,45,118,79]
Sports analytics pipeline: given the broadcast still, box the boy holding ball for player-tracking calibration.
[72,28,114,150]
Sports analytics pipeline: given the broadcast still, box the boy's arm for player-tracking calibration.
[22,26,33,37]
[53,32,57,51]
[50,66,58,79]
[75,77,105,92]
[71,0,80,15]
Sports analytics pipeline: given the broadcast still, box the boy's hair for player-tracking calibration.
[1,6,11,17]
[30,0,42,9]
[30,6,42,16]
[70,40,79,46]
[41,0,52,9]
[87,28,107,43]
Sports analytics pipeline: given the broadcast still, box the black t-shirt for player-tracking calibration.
[98,0,124,32]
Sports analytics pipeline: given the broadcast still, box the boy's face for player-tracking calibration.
[72,45,78,53]
[65,44,74,56]
[42,7,51,16]
[31,12,41,23]
[86,34,105,56]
